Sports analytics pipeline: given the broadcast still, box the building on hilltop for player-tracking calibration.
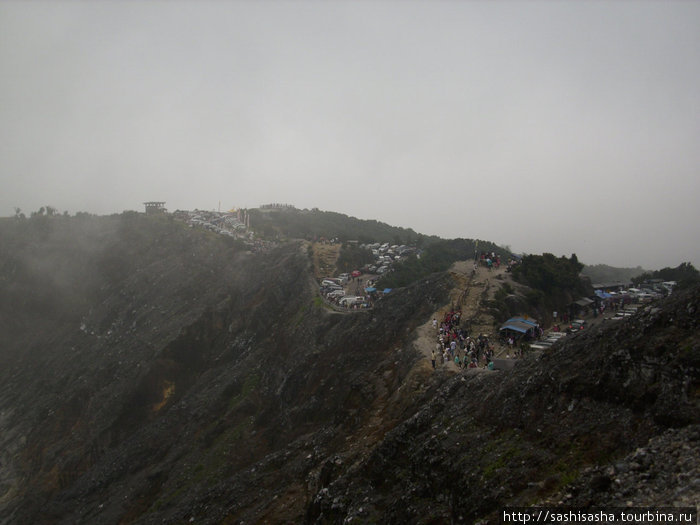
[144,202,167,214]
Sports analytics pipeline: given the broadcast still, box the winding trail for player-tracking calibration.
[412,261,510,372]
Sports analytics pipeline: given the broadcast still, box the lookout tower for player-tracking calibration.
[144,202,167,214]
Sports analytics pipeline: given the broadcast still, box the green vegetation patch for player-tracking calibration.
[512,253,585,295]
[632,262,699,290]
[379,238,509,289]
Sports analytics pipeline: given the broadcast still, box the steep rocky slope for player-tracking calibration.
[0,213,452,523]
[1,213,697,524]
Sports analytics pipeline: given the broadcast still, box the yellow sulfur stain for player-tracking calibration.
[152,380,175,412]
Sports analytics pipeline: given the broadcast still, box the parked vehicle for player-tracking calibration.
[568,320,586,332]
[542,336,563,344]
[340,296,364,307]
[662,281,677,294]
[546,332,566,339]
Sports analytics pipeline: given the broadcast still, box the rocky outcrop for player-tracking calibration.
[547,424,700,508]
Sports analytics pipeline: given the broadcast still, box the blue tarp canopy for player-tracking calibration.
[510,317,538,327]
[595,290,613,299]
[383,288,392,294]
[365,287,377,293]
[499,321,534,333]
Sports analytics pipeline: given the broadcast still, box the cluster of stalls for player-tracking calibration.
[363,286,392,297]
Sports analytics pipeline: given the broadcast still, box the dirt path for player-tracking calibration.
[412,261,511,373]
[308,241,514,371]
[310,242,341,280]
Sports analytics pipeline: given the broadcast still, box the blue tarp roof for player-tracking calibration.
[499,321,534,333]
[365,287,377,293]
[595,290,613,299]
[383,288,392,294]
[509,317,538,326]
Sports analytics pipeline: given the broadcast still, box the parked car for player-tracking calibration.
[546,332,567,339]
[568,320,586,332]
[340,296,364,307]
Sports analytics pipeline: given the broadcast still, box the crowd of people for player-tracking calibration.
[430,309,496,370]
[479,251,501,271]
[476,251,523,273]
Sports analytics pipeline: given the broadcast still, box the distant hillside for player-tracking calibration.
[248,207,432,245]
[246,206,512,290]
[581,263,646,284]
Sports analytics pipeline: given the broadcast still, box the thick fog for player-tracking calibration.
[1,1,698,270]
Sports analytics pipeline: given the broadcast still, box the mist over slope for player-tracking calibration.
[0,213,698,524]
[0,212,451,523]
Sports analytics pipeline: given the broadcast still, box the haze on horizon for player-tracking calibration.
[1,1,698,271]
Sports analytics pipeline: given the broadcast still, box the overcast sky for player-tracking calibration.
[1,1,698,270]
